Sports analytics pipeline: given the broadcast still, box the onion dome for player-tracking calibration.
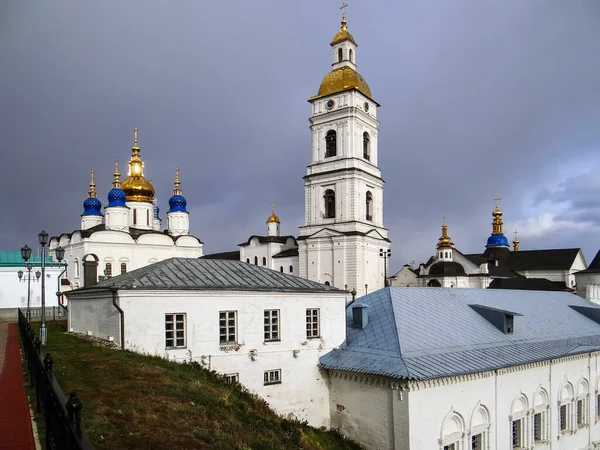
[267,201,280,223]
[168,168,188,213]
[82,170,103,216]
[121,128,155,203]
[436,220,453,250]
[107,159,127,207]
[486,197,509,247]
[331,15,357,46]
[429,261,466,276]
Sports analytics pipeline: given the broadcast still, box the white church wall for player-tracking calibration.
[575,272,600,298]
[68,292,121,345]
[0,265,62,309]
[69,288,347,428]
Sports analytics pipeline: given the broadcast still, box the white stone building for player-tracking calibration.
[320,287,600,450]
[65,257,347,427]
[575,250,600,302]
[48,129,203,289]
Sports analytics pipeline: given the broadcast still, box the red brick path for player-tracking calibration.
[0,323,36,449]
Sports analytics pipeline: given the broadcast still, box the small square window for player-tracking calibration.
[225,373,239,384]
[165,313,186,348]
[264,369,281,385]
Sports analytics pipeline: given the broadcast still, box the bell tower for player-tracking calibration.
[297,7,390,293]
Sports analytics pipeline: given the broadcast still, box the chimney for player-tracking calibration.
[352,303,369,329]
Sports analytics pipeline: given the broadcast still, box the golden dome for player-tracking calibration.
[331,16,357,46]
[436,220,454,250]
[121,128,155,203]
[313,66,373,101]
[267,200,280,223]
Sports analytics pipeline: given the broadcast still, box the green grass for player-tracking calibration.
[26,321,362,450]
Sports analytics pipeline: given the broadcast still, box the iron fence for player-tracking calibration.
[18,308,93,450]
[27,306,68,321]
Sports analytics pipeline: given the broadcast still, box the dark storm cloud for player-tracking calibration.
[2,1,600,269]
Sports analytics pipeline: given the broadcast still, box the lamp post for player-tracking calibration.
[20,245,32,321]
[379,248,391,287]
[55,246,66,310]
[38,230,49,344]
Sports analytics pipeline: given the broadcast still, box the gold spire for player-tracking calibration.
[121,127,155,202]
[112,159,121,188]
[513,230,520,251]
[436,218,453,250]
[173,168,182,195]
[491,196,504,235]
[267,200,280,223]
[88,170,97,198]
[331,3,356,46]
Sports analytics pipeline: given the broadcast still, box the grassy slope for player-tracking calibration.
[37,321,361,450]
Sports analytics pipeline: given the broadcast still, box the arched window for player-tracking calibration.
[469,404,490,450]
[366,191,373,221]
[440,410,465,450]
[120,263,127,274]
[558,382,574,432]
[324,189,336,219]
[254,256,258,265]
[262,257,267,266]
[338,48,343,62]
[280,266,284,273]
[349,49,353,62]
[428,279,441,287]
[363,132,370,160]
[105,263,112,277]
[325,130,337,157]
[324,281,330,286]
[510,393,529,448]
[532,388,549,442]
[74,259,79,278]
[576,379,589,427]
[246,258,250,264]
[289,265,293,273]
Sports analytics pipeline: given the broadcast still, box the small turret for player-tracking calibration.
[81,170,104,230]
[105,159,130,232]
[266,201,281,237]
[167,168,189,236]
[513,230,520,252]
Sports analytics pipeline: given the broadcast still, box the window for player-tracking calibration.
[289,265,293,273]
[363,132,370,160]
[105,263,112,277]
[325,130,337,157]
[254,256,258,265]
[324,281,330,286]
[443,445,455,450]
[506,315,514,333]
[264,369,281,385]
[165,313,186,348]
[349,48,353,62]
[532,388,549,443]
[511,419,522,448]
[133,209,137,224]
[560,404,568,431]
[576,379,589,427]
[471,434,482,450]
[428,279,441,287]
[533,412,542,441]
[225,373,239,384]
[264,310,280,341]
[280,266,283,273]
[120,263,127,274]
[597,394,600,420]
[324,189,336,219]
[146,209,150,226]
[246,258,250,263]
[74,259,79,277]
[366,191,373,221]
[577,399,584,427]
[262,256,266,266]
[306,308,320,338]
[337,48,343,62]
[219,311,237,344]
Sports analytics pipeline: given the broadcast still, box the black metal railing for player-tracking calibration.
[18,308,93,449]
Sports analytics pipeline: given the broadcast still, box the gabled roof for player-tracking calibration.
[238,235,297,247]
[296,227,390,242]
[488,277,567,291]
[507,248,583,271]
[76,257,338,294]
[576,249,600,274]
[200,251,241,261]
[320,287,600,380]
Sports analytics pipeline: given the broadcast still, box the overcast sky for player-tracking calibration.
[2,1,600,272]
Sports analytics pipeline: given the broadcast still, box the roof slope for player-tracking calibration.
[320,287,600,380]
[576,249,600,274]
[488,278,566,291]
[200,251,241,261]
[0,251,58,268]
[85,258,338,293]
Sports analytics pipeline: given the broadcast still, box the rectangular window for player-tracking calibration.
[105,263,112,277]
[306,308,320,338]
[577,399,584,426]
[225,373,239,384]
[512,419,521,448]
[264,369,281,385]
[165,313,186,348]
[533,412,542,441]
[219,311,237,344]
[471,434,482,450]
[264,309,280,341]
[120,263,127,274]
[560,404,568,431]
[597,395,600,419]
[443,445,455,450]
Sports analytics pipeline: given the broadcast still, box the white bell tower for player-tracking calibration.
[298,8,390,293]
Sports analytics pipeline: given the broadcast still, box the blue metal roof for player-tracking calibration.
[320,287,600,380]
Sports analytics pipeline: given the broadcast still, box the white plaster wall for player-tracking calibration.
[389,267,419,287]
[0,265,63,309]
[69,289,347,428]
[67,292,121,345]
[576,273,600,298]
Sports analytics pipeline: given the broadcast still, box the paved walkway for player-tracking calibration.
[0,322,36,449]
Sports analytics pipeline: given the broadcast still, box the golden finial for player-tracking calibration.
[88,170,97,198]
[112,159,121,188]
[436,217,453,250]
[173,168,182,195]
[121,127,155,202]
[491,196,504,235]
[513,230,520,251]
[340,2,348,29]
[132,127,139,149]
[267,200,280,223]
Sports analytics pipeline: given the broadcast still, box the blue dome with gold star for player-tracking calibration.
[168,195,187,213]
[486,234,509,247]
[82,197,103,216]
[107,188,126,207]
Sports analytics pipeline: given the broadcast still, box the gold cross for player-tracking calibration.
[514,230,519,239]
[271,200,276,214]
[494,196,502,208]
[442,216,447,224]
[133,127,139,145]
[340,2,348,18]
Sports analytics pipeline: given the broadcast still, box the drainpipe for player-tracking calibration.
[57,262,68,310]
[110,286,125,350]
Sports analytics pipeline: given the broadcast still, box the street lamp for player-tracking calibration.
[20,245,33,322]
[379,248,391,287]
[55,246,66,310]
[38,230,49,344]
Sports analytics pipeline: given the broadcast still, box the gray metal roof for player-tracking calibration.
[320,287,600,380]
[88,258,339,293]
